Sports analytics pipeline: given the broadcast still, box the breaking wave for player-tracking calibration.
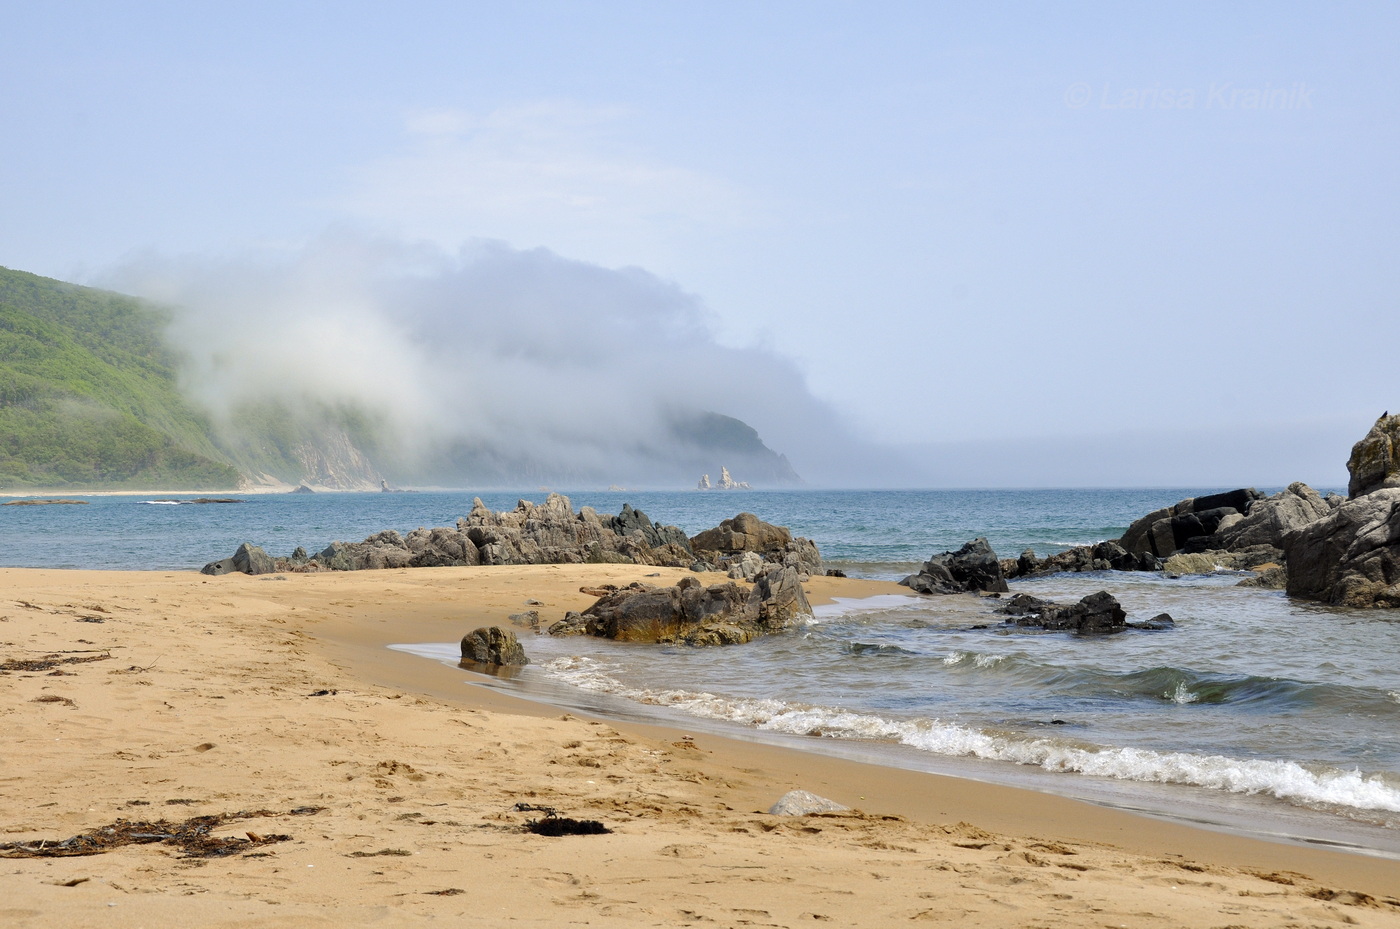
[541,655,1400,816]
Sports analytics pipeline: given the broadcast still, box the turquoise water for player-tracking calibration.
[7,486,1397,854]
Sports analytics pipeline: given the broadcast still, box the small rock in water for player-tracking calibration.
[768,790,849,816]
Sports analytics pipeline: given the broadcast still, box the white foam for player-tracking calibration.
[810,594,923,621]
[539,657,1400,815]
[1167,681,1200,704]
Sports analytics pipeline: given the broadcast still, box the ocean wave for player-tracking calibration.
[540,656,1400,815]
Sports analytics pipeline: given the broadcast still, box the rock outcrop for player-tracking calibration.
[548,566,812,646]
[200,497,822,578]
[1347,412,1400,498]
[900,538,1008,595]
[1281,414,1400,609]
[997,591,1172,635]
[1284,488,1400,608]
[460,626,530,666]
[690,512,823,578]
[1119,489,1266,558]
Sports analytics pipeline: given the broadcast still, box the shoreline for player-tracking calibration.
[3,565,1399,926]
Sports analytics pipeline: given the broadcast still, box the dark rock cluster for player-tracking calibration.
[900,538,1008,595]
[548,565,812,646]
[997,591,1173,635]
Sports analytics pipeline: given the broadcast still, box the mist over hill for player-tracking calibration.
[0,244,814,490]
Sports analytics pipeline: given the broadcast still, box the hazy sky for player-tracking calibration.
[3,2,1396,487]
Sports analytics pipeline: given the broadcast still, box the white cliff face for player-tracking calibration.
[292,429,383,490]
[697,466,751,490]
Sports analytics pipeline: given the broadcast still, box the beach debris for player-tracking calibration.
[513,803,611,836]
[307,689,338,697]
[347,848,413,857]
[768,790,849,816]
[901,538,1009,595]
[1,651,111,673]
[460,626,530,666]
[0,808,322,859]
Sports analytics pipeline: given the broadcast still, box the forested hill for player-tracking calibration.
[0,266,241,489]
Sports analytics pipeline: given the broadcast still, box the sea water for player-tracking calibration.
[6,487,1398,854]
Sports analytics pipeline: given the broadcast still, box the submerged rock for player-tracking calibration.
[997,590,1168,635]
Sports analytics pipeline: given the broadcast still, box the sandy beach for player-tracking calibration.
[2,564,1398,928]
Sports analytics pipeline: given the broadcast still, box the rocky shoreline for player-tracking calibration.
[894,412,1400,622]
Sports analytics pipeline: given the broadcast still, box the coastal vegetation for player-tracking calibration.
[0,267,239,489]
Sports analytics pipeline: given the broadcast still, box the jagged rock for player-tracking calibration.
[460,626,529,666]
[556,566,812,645]
[1348,412,1400,498]
[201,542,276,576]
[690,512,822,577]
[1004,541,1157,578]
[728,551,766,581]
[768,790,849,815]
[997,590,1144,635]
[901,538,1008,595]
[1283,487,1400,608]
[1119,489,1265,557]
[1205,483,1333,552]
[254,494,700,573]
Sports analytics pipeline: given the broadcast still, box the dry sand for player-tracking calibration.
[2,564,1398,928]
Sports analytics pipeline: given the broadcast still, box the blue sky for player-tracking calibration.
[3,2,1396,486]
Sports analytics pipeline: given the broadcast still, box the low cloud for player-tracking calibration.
[105,230,865,486]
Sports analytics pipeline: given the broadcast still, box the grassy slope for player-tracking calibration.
[0,267,240,489]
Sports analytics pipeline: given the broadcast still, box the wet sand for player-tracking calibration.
[2,565,1397,927]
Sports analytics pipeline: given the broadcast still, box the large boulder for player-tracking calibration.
[901,538,1008,595]
[1283,488,1400,608]
[557,566,812,646]
[691,512,791,557]
[201,542,276,576]
[460,626,530,666]
[1347,412,1400,498]
[690,512,822,577]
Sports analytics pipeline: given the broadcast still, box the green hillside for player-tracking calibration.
[0,267,240,489]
